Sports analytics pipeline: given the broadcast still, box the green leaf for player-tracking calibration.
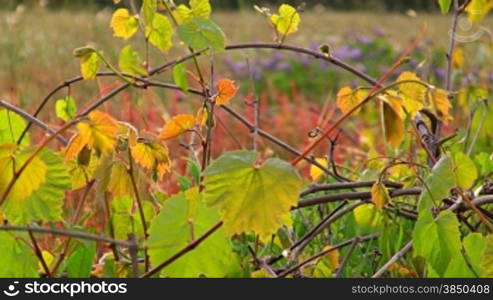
[463,232,486,276]
[172,63,189,93]
[175,0,211,24]
[203,151,302,239]
[146,13,174,53]
[147,189,239,277]
[177,17,226,51]
[413,210,462,277]
[453,152,478,189]
[0,109,29,145]
[66,241,96,278]
[141,0,157,26]
[118,45,148,77]
[0,232,38,277]
[475,152,493,176]
[55,96,77,122]
[1,149,71,225]
[417,155,456,212]
[480,234,493,277]
[438,0,452,14]
[111,195,154,239]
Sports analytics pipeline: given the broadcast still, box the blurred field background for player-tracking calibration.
[1,0,492,167]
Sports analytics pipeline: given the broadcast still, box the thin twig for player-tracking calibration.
[335,236,361,277]
[141,221,223,278]
[0,99,68,145]
[278,234,378,278]
[372,241,413,278]
[0,225,132,247]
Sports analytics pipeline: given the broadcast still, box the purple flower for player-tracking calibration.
[332,45,362,61]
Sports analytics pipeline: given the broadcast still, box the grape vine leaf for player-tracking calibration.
[2,149,71,225]
[215,78,238,105]
[55,96,77,122]
[74,48,100,80]
[65,110,119,160]
[466,0,493,22]
[174,0,211,24]
[66,241,97,278]
[371,182,391,209]
[412,210,462,277]
[382,100,404,148]
[110,8,139,40]
[177,17,226,51]
[463,232,486,276]
[336,86,367,115]
[147,189,239,277]
[438,0,452,14]
[172,63,189,93]
[131,141,170,179]
[141,0,157,26]
[203,151,302,239]
[453,152,477,189]
[417,155,456,212]
[159,114,195,140]
[0,232,38,277]
[145,13,174,53]
[118,45,148,77]
[0,109,30,146]
[430,88,452,122]
[108,163,133,197]
[480,234,493,277]
[270,4,301,35]
[310,157,328,181]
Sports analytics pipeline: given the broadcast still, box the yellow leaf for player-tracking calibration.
[79,50,100,80]
[270,4,300,35]
[39,250,54,272]
[108,163,132,196]
[336,86,367,115]
[371,182,391,209]
[215,78,238,105]
[159,114,195,140]
[174,0,211,24]
[382,100,404,148]
[452,47,465,68]
[310,157,328,181]
[466,0,493,22]
[64,134,87,162]
[430,88,452,122]
[0,147,47,205]
[65,111,119,160]
[396,71,426,103]
[110,8,139,40]
[309,245,340,278]
[196,107,208,128]
[131,141,170,179]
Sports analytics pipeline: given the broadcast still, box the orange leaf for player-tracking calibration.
[371,182,391,209]
[159,114,196,140]
[215,78,238,105]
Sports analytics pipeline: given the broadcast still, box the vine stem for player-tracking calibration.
[0,225,133,247]
[277,234,378,278]
[141,221,223,278]
[28,229,52,278]
[0,99,68,145]
[127,146,150,271]
[372,241,413,278]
